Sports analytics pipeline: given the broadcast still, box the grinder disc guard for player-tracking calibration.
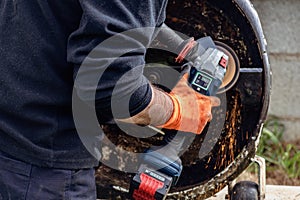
[216,41,240,93]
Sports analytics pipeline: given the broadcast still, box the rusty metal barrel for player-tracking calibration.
[95,0,271,199]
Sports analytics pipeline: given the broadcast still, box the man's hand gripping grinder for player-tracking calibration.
[129,37,238,200]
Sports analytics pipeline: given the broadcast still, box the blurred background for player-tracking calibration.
[241,0,300,186]
[252,0,300,141]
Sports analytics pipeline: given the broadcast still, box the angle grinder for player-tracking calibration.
[183,37,240,96]
[144,40,240,96]
[130,38,240,200]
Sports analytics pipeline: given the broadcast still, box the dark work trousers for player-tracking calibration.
[0,151,96,200]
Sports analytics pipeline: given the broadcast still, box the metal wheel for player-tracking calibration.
[230,181,259,200]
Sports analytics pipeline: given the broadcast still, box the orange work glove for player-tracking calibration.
[158,74,220,134]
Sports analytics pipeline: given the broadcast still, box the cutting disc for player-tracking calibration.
[215,41,240,93]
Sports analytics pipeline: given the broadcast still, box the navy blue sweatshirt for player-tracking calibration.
[0,0,167,169]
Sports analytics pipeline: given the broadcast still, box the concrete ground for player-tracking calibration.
[96,185,300,199]
[206,185,300,200]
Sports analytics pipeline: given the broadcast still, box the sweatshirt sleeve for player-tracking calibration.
[67,0,168,123]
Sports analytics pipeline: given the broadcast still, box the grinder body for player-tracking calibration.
[187,46,228,96]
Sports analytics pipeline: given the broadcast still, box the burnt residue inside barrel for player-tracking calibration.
[95,0,265,198]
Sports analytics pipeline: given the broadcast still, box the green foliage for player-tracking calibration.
[257,117,300,179]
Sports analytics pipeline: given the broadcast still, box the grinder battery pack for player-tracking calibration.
[129,165,173,200]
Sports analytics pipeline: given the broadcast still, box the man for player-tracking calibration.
[0,0,218,199]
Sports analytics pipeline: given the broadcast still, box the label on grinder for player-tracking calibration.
[191,71,213,92]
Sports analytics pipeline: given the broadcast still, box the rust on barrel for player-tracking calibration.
[95,0,269,199]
